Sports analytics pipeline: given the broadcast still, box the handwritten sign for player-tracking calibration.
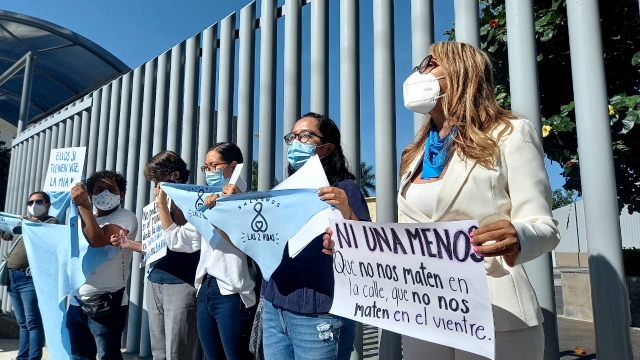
[329,219,495,360]
[0,212,21,235]
[140,201,167,267]
[43,147,87,192]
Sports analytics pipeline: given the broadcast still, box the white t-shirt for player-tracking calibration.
[72,207,138,306]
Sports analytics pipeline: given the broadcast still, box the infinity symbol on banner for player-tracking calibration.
[251,202,268,233]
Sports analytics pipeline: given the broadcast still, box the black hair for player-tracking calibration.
[286,112,356,185]
[86,170,127,193]
[208,142,244,164]
[29,191,51,204]
[144,151,191,183]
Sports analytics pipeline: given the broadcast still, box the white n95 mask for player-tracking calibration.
[402,72,445,114]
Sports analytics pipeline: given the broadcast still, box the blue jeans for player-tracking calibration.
[7,269,44,360]
[197,275,254,360]
[66,303,128,360]
[262,299,355,360]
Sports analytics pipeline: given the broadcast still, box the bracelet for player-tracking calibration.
[348,208,356,220]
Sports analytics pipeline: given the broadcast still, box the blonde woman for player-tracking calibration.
[398,41,560,359]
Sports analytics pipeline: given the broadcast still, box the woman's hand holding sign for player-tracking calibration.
[222,184,242,196]
[318,186,352,220]
[322,227,336,256]
[470,220,521,267]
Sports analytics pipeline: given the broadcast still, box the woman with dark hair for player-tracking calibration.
[0,191,58,360]
[119,151,200,360]
[133,144,257,360]
[259,113,371,360]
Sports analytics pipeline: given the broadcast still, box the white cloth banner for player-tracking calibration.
[329,219,495,360]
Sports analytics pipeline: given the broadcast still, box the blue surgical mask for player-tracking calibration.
[205,169,229,187]
[287,141,317,170]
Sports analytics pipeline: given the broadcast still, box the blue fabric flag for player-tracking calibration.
[159,183,223,248]
[46,191,72,223]
[0,212,21,235]
[21,203,120,360]
[202,189,331,279]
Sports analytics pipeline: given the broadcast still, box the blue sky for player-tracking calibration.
[2,0,566,191]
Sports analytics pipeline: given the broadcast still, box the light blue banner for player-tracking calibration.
[0,212,21,235]
[159,183,222,248]
[203,189,330,279]
[47,191,72,223]
[21,203,120,360]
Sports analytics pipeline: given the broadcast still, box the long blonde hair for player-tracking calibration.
[400,42,514,176]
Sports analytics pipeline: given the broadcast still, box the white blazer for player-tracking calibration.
[398,118,560,331]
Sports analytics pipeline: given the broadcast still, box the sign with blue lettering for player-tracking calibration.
[140,201,167,267]
[43,147,87,192]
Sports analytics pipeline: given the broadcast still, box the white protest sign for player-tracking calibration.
[140,201,167,267]
[329,219,495,360]
[43,147,87,192]
[272,155,342,257]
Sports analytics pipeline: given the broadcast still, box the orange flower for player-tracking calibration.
[489,19,499,28]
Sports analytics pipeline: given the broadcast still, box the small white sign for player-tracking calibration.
[329,219,495,360]
[43,147,87,192]
[140,201,167,267]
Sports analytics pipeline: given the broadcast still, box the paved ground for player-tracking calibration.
[0,317,636,359]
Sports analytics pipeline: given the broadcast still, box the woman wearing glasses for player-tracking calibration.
[398,42,559,359]
[260,112,371,360]
[0,192,58,360]
[115,145,257,360]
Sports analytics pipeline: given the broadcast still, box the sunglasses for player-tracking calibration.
[412,54,435,74]
[27,199,45,206]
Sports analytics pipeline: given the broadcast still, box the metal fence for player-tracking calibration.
[2,0,633,359]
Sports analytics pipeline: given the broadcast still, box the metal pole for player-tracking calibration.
[42,128,52,187]
[283,0,302,179]
[505,2,560,358]
[72,114,81,147]
[199,23,218,185]
[411,0,434,134]
[64,118,73,148]
[4,146,16,212]
[17,54,35,134]
[106,77,122,170]
[116,73,132,174]
[373,0,401,357]
[86,89,102,176]
[34,132,46,190]
[57,120,66,149]
[237,2,256,186]
[566,0,634,357]
[125,66,144,354]
[18,139,34,215]
[80,108,90,148]
[454,0,480,47]
[138,59,156,358]
[182,34,201,176]
[217,13,236,143]
[153,52,170,156]
[310,0,329,115]
[258,0,277,191]
[167,42,185,152]
[96,85,111,171]
[340,0,361,187]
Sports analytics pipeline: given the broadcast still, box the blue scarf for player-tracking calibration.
[421,126,456,179]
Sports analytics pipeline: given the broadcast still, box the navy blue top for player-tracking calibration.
[148,249,201,285]
[261,178,371,314]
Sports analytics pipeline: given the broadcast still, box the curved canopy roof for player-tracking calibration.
[0,10,130,127]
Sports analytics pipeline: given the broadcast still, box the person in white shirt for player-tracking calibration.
[118,143,257,360]
[68,170,138,360]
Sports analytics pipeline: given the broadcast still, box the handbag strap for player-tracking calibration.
[5,237,21,259]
